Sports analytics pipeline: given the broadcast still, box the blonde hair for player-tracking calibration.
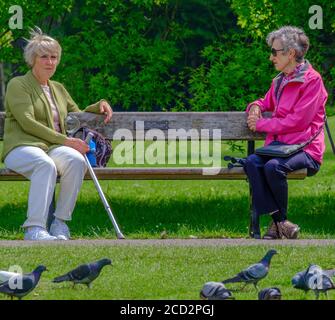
[24,27,62,67]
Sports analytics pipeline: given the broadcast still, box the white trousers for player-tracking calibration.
[4,146,87,229]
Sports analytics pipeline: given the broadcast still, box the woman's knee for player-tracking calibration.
[245,154,262,169]
[35,157,57,178]
[67,152,87,172]
[264,159,282,178]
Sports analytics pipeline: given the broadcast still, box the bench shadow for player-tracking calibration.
[70,194,335,238]
[0,195,334,239]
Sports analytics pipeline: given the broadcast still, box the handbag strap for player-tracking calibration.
[299,115,326,148]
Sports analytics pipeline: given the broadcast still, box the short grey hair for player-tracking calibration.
[24,27,62,67]
[266,26,309,62]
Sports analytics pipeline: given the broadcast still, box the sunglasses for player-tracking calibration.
[271,47,285,56]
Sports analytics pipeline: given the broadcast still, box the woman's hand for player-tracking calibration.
[247,114,260,132]
[247,105,262,132]
[64,137,90,154]
[248,105,261,118]
[99,100,113,124]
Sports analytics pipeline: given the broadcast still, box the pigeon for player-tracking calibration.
[292,264,335,300]
[0,271,20,284]
[200,282,235,300]
[222,249,277,291]
[0,265,47,300]
[53,258,112,288]
[258,287,282,300]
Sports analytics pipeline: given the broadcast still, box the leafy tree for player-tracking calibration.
[229,0,335,107]
[1,0,334,111]
[186,35,273,111]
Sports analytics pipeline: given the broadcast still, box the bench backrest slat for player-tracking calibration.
[0,111,268,141]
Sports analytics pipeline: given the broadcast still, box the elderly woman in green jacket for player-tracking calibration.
[2,28,113,241]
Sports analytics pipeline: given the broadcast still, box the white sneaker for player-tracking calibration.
[49,218,70,240]
[24,227,57,241]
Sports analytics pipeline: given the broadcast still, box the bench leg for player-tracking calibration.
[46,192,56,231]
[248,187,261,239]
[250,209,261,239]
[247,140,261,239]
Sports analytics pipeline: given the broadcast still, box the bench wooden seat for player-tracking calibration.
[0,166,307,181]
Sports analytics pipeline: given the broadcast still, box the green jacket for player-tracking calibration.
[2,70,103,161]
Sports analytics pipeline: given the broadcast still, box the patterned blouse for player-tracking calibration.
[275,62,305,102]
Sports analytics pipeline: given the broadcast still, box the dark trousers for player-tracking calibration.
[244,151,320,221]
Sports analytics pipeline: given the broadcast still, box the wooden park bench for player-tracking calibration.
[0,111,307,238]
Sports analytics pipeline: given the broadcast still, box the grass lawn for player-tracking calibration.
[0,117,335,240]
[0,244,334,300]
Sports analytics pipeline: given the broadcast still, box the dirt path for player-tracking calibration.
[0,238,334,247]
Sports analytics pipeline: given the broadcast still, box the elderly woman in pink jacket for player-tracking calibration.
[245,26,328,240]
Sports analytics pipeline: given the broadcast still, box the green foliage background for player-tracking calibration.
[0,0,334,111]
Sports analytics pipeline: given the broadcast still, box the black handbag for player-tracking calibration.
[255,141,304,157]
[255,120,325,158]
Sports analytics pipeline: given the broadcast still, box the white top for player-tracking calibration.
[41,85,61,132]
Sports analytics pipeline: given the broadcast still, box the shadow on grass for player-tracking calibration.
[69,194,335,238]
[0,194,334,238]
[70,196,250,237]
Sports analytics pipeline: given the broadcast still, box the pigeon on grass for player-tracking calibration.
[53,258,112,288]
[292,264,335,300]
[258,287,282,300]
[200,282,235,300]
[0,271,20,284]
[0,265,47,300]
[222,249,277,291]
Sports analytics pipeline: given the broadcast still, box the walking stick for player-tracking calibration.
[66,115,125,239]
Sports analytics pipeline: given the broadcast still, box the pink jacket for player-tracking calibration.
[247,61,328,164]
